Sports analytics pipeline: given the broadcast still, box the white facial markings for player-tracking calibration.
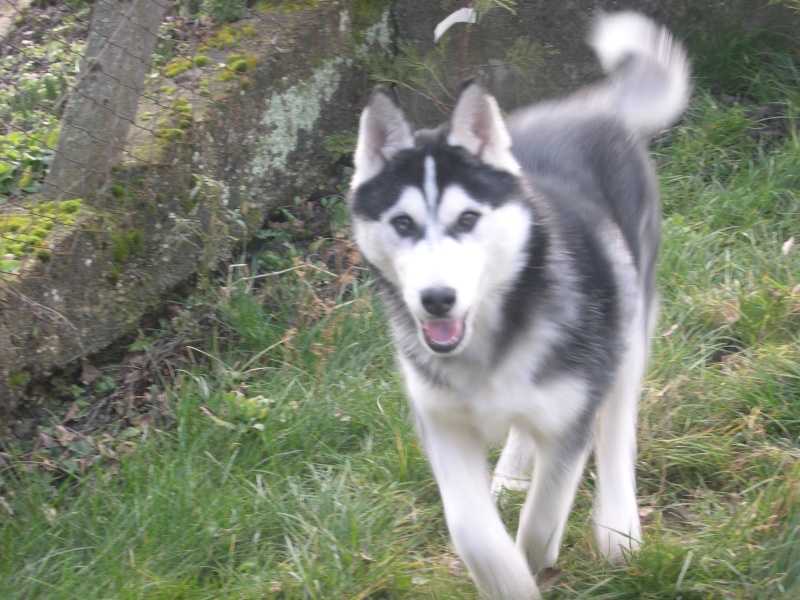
[354,166,533,355]
[438,185,483,227]
[423,155,438,213]
[388,186,428,229]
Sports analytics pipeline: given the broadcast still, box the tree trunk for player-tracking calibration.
[42,0,169,200]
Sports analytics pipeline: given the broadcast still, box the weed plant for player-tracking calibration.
[1,25,799,600]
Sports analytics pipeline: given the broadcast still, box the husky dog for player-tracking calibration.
[349,12,690,599]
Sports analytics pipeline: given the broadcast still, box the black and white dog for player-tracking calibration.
[349,12,690,599]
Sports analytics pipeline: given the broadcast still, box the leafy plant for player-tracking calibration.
[0,26,84,198]
[0,130,57,197]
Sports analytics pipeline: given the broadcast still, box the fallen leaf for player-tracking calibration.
[664,505,695,525]
[442,554,463,576]
[200,406,236,429]
[79,362,102,385]
[52,425,80,444]
[37,432,58,449]
[0,496,13,516]
[43,506,57,523]
[69,440,93,456]
[359,549,375,564]
[782,236,795,255]
[661,323,679,337]
[539,566,563,584]
[119,427,142,440]
[62,402,80,423]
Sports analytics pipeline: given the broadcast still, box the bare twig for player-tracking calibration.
[4,284,80,333]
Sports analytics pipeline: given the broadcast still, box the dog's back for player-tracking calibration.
[509,10,690,297]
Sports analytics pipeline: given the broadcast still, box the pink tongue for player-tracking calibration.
[423,319,464,345]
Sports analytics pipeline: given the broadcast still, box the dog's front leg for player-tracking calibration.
[418,411,541,600]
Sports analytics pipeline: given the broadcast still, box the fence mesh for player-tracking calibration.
[1,0,309,279]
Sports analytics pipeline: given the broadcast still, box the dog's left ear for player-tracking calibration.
[351,87,414,189]
[448,79,520,174]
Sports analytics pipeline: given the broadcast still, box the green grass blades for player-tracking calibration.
[2,27,800,600]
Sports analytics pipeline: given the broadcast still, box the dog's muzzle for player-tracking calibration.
[420,287,466,352]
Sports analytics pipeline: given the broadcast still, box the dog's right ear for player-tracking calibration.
[351,87,414,188]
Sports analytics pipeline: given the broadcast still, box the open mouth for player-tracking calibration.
[421,318,466,353]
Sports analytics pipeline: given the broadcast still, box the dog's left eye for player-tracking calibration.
[455,211,480,233]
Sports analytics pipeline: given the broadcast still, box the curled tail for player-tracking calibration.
[589,12,691,136]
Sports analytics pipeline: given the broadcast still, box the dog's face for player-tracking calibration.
[349,82,532,355]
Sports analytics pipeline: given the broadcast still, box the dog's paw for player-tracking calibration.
[596,526,642,563]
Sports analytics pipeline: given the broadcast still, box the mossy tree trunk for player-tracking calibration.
[42,0,169,200]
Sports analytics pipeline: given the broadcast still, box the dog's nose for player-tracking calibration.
[421,287,456,317]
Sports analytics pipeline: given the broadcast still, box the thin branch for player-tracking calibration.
[4,284,80,332]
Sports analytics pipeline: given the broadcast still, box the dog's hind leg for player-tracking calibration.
[593,325,646,561]
[491,426,534,500]
[420,413,541,600]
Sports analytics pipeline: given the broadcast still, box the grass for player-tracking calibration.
[1,27,799,600]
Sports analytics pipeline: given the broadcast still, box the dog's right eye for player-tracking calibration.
[391,215,415,236]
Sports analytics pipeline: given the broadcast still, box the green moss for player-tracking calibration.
[35,248,52,262]
[59,199,82,214]
[207,26,241,49]
[108,263,122,284]
[9,371,29,388]
[156,128,186,145]
[193,55,212,67]
[109,185,125,198]
[349,2,392,50]
[5,217,27,232]
[229,58,248,73]
[241,23,257,38]
[0,199,83,258]
[172,98,192,114]
[164,57,192,78]
[110,230,144,265]
[226,53,258,73]
[254,0,318,14]
[352,0,392,19]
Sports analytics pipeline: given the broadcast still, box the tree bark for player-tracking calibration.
[42,0,169,200]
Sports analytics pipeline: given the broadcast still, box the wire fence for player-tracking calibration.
[1,0,305,278]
